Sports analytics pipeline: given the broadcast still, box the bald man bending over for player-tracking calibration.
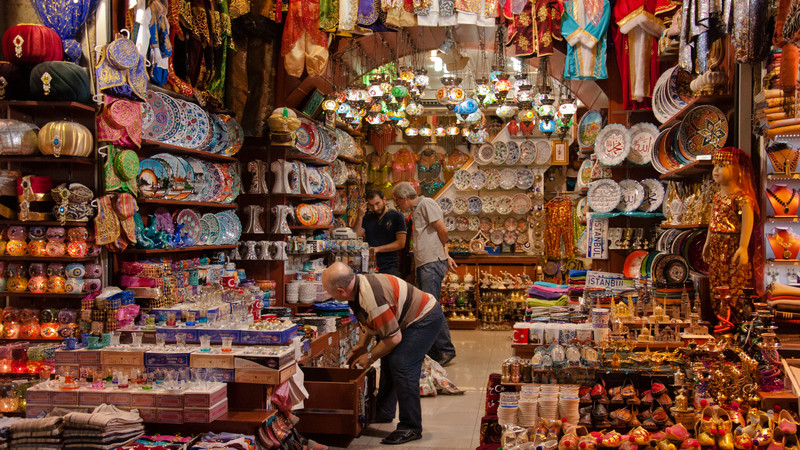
[322,262,445,445]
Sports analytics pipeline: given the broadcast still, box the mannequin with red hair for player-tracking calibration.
[702,147,764,324]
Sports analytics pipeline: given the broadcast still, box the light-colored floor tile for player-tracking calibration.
[325,330,508,449]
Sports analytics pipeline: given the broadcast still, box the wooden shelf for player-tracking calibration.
[126,245,236,254]
[140,139,237,162]
[285,150,332,166]
[659,160,713,180]
[0,292,86,299]
[289,225,333,231]
[512,342,685,351]
[137,198,238,209]
[766,216,800,222]
[767,173,800,180]
[0,255,95,262]
[452,255,540,264]
[337,154,364,164]
[267,193,333,200]
[447,318,481,330]
[0,155,94,165]
[299,331,338,365]
[0,100,95,113]
[145,409,276,435]
[658,95,733,131]
[0,220,90,227]
[0,338,62,343]
[659,223,709,229]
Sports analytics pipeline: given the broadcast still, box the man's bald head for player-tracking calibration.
[322,262,356,302]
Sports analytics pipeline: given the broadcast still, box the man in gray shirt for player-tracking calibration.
[392,182,457,366]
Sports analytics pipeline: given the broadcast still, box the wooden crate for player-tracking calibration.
[296,367,376,437]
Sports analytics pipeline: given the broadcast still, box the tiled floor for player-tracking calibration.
[329,330,511,450]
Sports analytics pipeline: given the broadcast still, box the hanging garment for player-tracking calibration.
[612,0,673,107]
[31,0,99,63]
[359,0,392,31]
[545,196,574,258]
[777,0,799,95]
[281,0,330,77]
[732,0,770,63]
[417,0,458,26]
[320,0,340,31]
[561,0,610,80]
[508,0,563,56]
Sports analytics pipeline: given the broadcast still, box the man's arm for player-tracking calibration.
[432,219,458,271]
[374,232,407,254]
[353,203,368,238]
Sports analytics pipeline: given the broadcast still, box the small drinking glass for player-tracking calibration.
[166,312,177,327]
[185,311,196,327]
[131,332,143,347]
[199,335,211,352]
[156,333,166,348]
[207,311,218,328]
[175,333,187,348]
[221,336,233,353]
[109,331,120,346]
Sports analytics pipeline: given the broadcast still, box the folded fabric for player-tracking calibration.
[534,281,569,289]
[526,295,568,307]
[527,288,566,300]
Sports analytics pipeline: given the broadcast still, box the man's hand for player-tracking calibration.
[357,202,368,217]
[347,346,368,367]
[446,256,458,272]
[350,352,371,369]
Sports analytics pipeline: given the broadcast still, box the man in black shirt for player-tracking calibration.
[354,189,407,276]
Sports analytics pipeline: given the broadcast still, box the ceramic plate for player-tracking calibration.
[594,124,631,166]
[467,196,483,214]
[493,141,508,165]
[481,195,496,213]
[184,101,211,149]
[453,169,472,190]
[471,170,487,190]
[519,140,538,165]
[506,141,520,164]
[578,110,604,147]
[534,140,552,166]
[469,216,479,231]
[220,115,244,156]
[504,231,517,245]
[480,217,492,232]
[617,179,645,212]
[639,178,665,212]
[201,213,221,245]
[444,216,456,231]
[577,160,593,188]
[627,123,658,165]
[143,91,174,141]
[576,197,587,221]
[485,169,501,190]
[296,118,319,155]
[496,195,513,214]
[587,179,621,213]
[499,169,517,189]
[623,250,649,278]
[516,169,534,189]
[475,143,495,165]
[490,230,505,245]
[137,158,169,198]
[512,193,531,215]
[456,217,469,231]
[175,208,201,245]
[210,114,230,154]
[679,105,728,159]
[453,197,469,214]
[578,230,588,255]
[504,217,518,231]
[438,197,454,215]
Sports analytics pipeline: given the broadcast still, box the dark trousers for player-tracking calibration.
[416,260,456,362]
[375,303,444,433]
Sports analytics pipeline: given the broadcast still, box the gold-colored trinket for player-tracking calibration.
[12,35,24,58]
[41,72,52,96]
[0,77,6,99]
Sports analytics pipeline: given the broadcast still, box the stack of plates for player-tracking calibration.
[299,282,322,304]
[497,405,518,427]
[652,66,692,124]
[138,156,241,204]
[517,400,539,427]
[286,282,300,304]
[296,118,339,162]
[539,385,560,420]
[559,395,581,426]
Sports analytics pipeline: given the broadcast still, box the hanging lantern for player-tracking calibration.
[518,108,536,124]
[493,75,512,101]
[535,92,556,122]
[322,94,338,112]
[415,68,429,89]
[539,119,556,137]
[366,113,386,125]
[368,77,385,98]
[391,84,409,100]
[434,125,447,137]
[558,94,577,123]
[336,101,351,115]
[496,103,517,119]
[437,75,463,109]
[397,118,410,128]
[454,98,479,116]
[387,109,405,121]
[475,78,491,104]
[406,101,424,116]
[405,125,419,137]
[447,125,460,136]
[399,66,415,84]
[419,123,433,137]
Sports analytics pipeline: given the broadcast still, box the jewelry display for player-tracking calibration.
[768,227,800,260]
[766,142,800,174]
[766,184,799,216]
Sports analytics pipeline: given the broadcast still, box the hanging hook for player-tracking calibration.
[97,145,110,158]
[120,29,130,39]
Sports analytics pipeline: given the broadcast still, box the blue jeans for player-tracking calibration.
[375,303,444,433]
[416,260,456,362]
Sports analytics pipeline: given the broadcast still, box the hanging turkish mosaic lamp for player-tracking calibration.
[475,77,491,104]
[415,68,430,89]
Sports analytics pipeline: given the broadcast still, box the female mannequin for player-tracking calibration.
[702,147,764,321]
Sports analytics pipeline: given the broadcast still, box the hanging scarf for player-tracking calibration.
[31,0,100,63]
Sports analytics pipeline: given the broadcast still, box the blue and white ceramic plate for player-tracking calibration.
[467,196,483,215]
[437,197,454,215]
[516,169,534,189]
[506,141,520,165]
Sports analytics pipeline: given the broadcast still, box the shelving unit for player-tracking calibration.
[140,139,238,162]
[657,95,734,131]
[659,160,714,181]
[125,245,237,254]
[136,198,239,209]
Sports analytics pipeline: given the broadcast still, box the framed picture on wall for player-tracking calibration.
[552,141,568,165]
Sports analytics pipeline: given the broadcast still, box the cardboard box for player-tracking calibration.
[131,392,157,408]
[78,390,105,407]
[190,352,234,369]
[26,405,51,417]
[209,368,235,383]
[144,350,191,368]
[184,398,228,423]
[234,363,296,385]
[100,365,146,379]
[101,349,146,366]
[137,408,157,422]
[54,350,79,364]
[104,391,131,407]
[239,326,297,345]
[26,388,51,405]
[296,367,376,437]
[52,390,79,406]
[234,350,294,370]
[196,329,240,344]
[184,383,227,408]
[157,392,183,409]
[157,408,183,424]
[76,349,102,365]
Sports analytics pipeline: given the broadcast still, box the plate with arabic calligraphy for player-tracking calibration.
[594,124,631,166]
[627,123,658,165]
[678,105,728,159]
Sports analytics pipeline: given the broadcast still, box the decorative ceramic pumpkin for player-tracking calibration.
[2,24,62,65]
[0,120,38,156]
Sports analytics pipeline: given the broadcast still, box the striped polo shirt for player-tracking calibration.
[351,273,436,338]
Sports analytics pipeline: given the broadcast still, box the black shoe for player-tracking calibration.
[372,416,394,424]
[380,429,422,445]
[438,353,456,367]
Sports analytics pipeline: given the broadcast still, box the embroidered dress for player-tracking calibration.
[339,0,360,33]
[707,191,753,315]
[417,0,458,26]
[359,0,391,31]
[561,0,610,80]
[612,0,674,108]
